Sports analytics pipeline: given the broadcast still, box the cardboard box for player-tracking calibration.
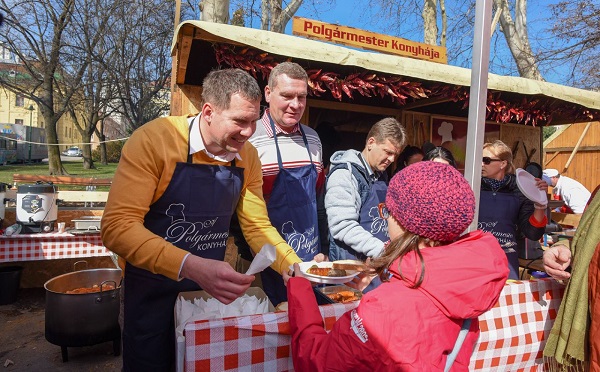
[175,287,274,372]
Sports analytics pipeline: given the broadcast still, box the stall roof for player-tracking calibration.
[172,21,600,125]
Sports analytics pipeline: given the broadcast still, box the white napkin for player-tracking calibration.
[245,244,276,275]
[175,294,270,339]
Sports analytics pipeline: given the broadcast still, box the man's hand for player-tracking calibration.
[181,255,255,304]
[542,245,572,281]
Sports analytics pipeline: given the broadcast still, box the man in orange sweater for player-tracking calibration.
[102,68,301,371]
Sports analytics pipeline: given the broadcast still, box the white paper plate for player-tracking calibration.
[515,168,547,205]
[292,261,359,285]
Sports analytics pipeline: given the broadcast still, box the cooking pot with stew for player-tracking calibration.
[44,267,122,362]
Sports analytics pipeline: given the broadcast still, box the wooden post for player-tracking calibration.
[563,121,592,172]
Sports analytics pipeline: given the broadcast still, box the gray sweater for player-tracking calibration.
[324,150,385,258]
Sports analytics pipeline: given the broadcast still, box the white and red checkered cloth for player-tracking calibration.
[470,278,564,371]
[0,232,111,263]
[181,279,564,371]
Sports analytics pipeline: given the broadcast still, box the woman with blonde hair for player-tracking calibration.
[478,140,547,279]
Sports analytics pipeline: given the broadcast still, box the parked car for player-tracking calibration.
[62,146,82,157]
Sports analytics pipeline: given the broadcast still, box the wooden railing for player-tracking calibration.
[9,174,112,204]
[12,174,113,187]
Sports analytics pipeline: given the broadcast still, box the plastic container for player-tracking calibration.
[0,266,23,305]
[530,270,550,279]
[313,284,362,305]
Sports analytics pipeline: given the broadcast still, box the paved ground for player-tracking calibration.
[0,287,122,371]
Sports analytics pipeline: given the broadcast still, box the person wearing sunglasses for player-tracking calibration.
[284,161,508,371]
[478,140,547,279]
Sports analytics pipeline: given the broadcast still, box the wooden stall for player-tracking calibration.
[169,20,600,176]
[543,121,600,193]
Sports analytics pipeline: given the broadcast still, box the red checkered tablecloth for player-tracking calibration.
[470,278,564,371]
[0,232,112,263]
[182,279,564,371]
[183,302,357,371]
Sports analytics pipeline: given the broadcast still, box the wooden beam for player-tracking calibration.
[401,97,453,110]
[12,174,113,186]
[551,211,582,228]
[307,99,403,116]
[4,190,108,203]
[544,150,561,166]
[544,145,600,153]
[176,26,195,85]
[57,191,109,203]
[563,121,592,172]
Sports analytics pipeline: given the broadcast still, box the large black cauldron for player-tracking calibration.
[44,268,122,362]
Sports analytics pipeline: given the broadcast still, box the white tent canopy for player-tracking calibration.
[172,20,600,113]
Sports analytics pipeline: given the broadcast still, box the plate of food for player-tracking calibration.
[516,168,548,205]
[293,261,360,285]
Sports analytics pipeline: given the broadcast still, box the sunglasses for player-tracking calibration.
[482,157,502,165]
[378,203,390,219]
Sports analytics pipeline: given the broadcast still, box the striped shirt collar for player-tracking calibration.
[261,109,301,138]
[188,114,241,162]
[358,152,380,182]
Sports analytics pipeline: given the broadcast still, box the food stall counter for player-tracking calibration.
[179,278,564,371]
[0,232,111,263]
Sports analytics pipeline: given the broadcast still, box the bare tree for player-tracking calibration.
[492,0,543,80]
[106,0,173,132]
[543,0,600,89]
[63,0,121,170]
[228,0,319,32]
[422,0,447,46]
[0,0,116,174]
[261,0,303,32]
[200,0,230,23]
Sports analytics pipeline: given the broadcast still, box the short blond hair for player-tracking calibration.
[483,140,515,174]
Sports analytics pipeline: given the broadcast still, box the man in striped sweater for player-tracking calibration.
[234,62,325,306]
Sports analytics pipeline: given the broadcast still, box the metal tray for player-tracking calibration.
[71,217,102,230]
[67,227,101,236]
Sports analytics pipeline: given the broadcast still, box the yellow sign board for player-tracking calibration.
[292,17,447,64]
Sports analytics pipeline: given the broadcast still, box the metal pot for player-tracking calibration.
[44,268,122,362]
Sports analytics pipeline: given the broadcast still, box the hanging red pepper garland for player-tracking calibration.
[214,43,598,126]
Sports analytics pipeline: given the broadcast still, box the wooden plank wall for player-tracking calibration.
[500,123,542,169]
[544,121,600,193]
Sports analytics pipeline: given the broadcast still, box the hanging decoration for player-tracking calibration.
[213,43,599,126]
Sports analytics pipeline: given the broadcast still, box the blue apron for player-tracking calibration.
[261,116,319,306]
[478,190,521,279]
[330,156,388,292]
[122,118,244,371]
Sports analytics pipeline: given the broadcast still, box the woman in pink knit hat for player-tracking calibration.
[284,161,509,371]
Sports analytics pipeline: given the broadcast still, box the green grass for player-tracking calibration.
[0,162,119,190]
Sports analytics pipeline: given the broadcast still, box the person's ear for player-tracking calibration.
[201,102,214,123]
[367,137,375,150]
[264,85,272,103]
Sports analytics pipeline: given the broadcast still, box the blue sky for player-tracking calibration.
[265,1,566,85]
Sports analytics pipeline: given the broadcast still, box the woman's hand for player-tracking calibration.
[282,263,301,286]
[346,271,377,292]
[535,177,549,190]
[345,258,377,292]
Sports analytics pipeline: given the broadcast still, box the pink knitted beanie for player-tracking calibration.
[386,161,475,242]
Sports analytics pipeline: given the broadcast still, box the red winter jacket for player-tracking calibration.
[287,230,509,371]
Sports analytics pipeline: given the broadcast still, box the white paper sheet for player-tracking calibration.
[245,244,276,275]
